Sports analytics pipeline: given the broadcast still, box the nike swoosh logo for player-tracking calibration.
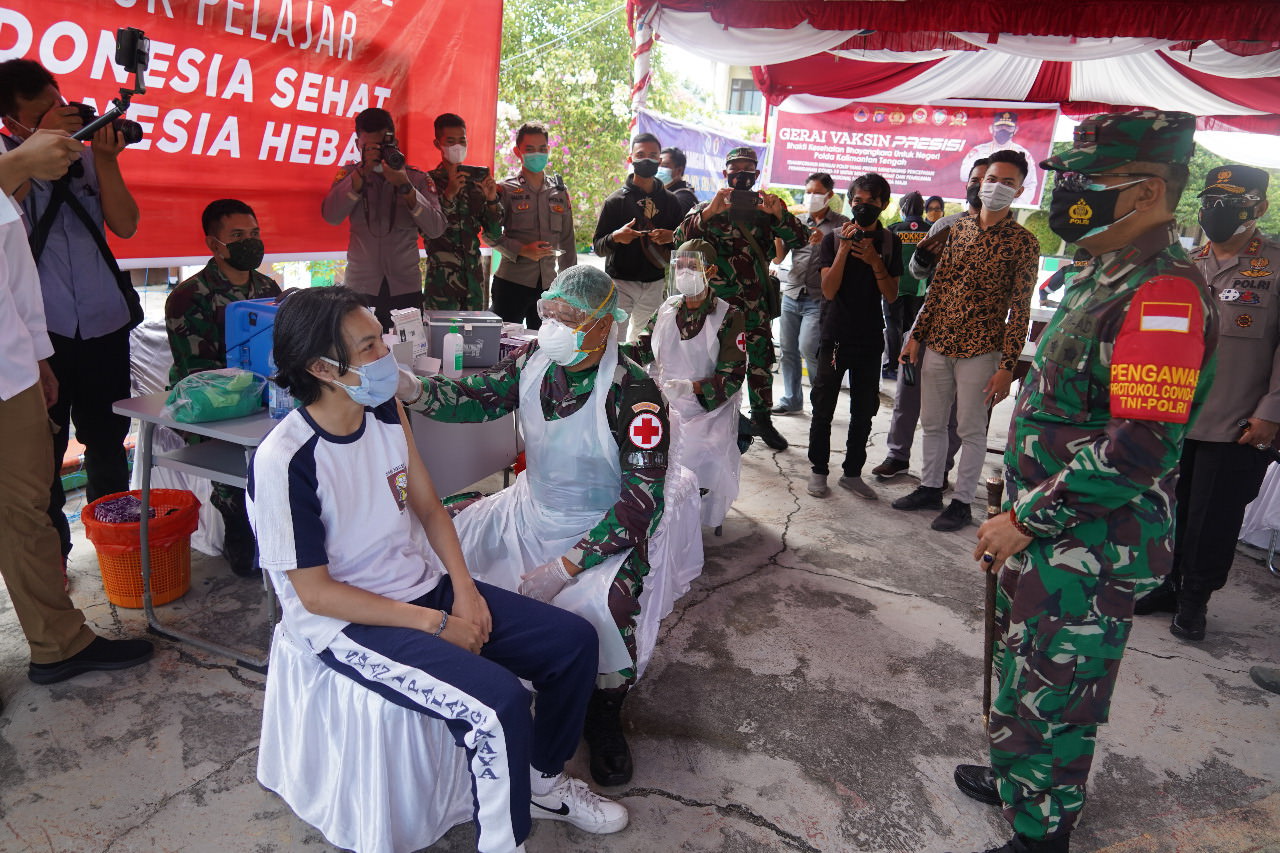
[532,800,571,816]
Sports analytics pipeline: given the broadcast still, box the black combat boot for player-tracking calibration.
[219,494,260,577]
[583,688,632,787]
[1170,589,1209,641]
[751,413,788,451]
[1133,576,1178,615]
[953,764,1000,805]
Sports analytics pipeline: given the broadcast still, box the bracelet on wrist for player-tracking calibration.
[1008,508,1034,539]
[430,610,449,637]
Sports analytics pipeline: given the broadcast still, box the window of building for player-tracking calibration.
[727,78,763,115]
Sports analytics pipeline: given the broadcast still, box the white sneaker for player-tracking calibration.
[530,774,629,834]
[807,472,829,497]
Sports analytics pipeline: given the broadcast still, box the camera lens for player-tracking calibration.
[114,118,144,145]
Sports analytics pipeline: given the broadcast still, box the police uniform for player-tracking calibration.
[491,172,577,328]
[955,112,1219,852]
[1145,164,1280,635]
[321,162,445,329]
[959,111,1040,202]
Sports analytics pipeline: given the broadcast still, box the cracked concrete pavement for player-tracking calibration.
[1,377,1277,853]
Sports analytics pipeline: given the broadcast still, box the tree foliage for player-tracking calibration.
[496,0,696,248]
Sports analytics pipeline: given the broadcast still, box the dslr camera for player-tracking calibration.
[71,27,150,144]
[378,130,406,170]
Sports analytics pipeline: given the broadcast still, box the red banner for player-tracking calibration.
[768,102,1056,207]
[0,1,503,260]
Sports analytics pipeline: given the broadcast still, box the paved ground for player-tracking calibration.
[1,377,1277,853]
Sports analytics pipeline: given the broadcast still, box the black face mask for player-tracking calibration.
[1047,186,1127,245]
[220,237,265,271]
[965,184,983,210]
[851,202,882,228]
[1199,203,1256,244]
[726,170,758,191]
[632,158,659,179]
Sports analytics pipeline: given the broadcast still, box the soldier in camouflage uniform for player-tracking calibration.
[165,199,280,576]
[674,146,808,450]
[398,265,666,789]
[949,113,1218,853]
[423,113,503,311]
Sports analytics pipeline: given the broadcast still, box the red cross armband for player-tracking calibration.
[1109,275,1207,423]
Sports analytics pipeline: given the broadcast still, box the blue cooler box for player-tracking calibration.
[225,297,282,379]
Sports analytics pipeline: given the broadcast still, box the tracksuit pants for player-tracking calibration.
[319,577,599,852]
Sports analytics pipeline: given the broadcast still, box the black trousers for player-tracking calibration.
[368,277,423,332]
[47,327,132,556]
[1173,439,1270,595]
[808,341,882,477]
[490,275,543,329]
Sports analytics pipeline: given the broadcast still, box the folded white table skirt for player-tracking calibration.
[1240,461,1280,549]
[257,624,474,853]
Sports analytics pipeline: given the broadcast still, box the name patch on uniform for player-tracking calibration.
[1109,275,1206,423]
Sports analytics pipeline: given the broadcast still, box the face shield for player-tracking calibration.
[668,251,709,301]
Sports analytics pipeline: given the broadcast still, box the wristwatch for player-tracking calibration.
[397,182,413,196]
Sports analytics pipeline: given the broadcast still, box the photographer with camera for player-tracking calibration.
[0,130,154,693]
[423,112,502,311]
[673,147,809,450]
[322,107,445,329]
[0,59,141,578]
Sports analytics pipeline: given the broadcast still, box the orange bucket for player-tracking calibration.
[82,490,200,608]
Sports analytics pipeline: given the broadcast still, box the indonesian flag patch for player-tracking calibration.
[1110,275,1206,423]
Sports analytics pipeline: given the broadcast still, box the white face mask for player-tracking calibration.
[442,143,467,164]
[979,182,1018,212]
[675,269,707,299]
[803,193,829,214]
[537,319,590,367]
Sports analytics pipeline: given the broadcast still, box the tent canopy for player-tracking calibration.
[630,1,1280,133]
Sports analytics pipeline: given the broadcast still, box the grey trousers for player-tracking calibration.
[920,347,1000,503]
[614,278,667,344]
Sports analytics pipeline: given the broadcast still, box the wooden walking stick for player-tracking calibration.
[982,475,1005,726]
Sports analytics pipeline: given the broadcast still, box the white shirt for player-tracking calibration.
[247,399,444,651]
[0,193,53,401]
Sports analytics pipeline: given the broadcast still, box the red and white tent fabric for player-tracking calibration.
[627,1,1280,134]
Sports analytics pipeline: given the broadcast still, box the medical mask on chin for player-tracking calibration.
[442,143,467,164]
[655,166,673,185]
[538,319,593,367]
[1199,205,1256,244]
[675,269,707,299]
[979,182,1018,212]
[321,350,400,407]
[803,193,829,214]
[1047,180,1146,244]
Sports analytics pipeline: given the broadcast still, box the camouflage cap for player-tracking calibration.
[725,146,758,165]
[1198,163,1268,197]
[1039,110,1196,173]
[676,238,716,267]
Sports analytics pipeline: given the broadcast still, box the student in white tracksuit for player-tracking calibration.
[248,286,627,853]
[624,241,746,527]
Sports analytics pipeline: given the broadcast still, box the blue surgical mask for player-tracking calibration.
[523,152,549,173]
[321,350,400,407]
[655,166,674,185]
